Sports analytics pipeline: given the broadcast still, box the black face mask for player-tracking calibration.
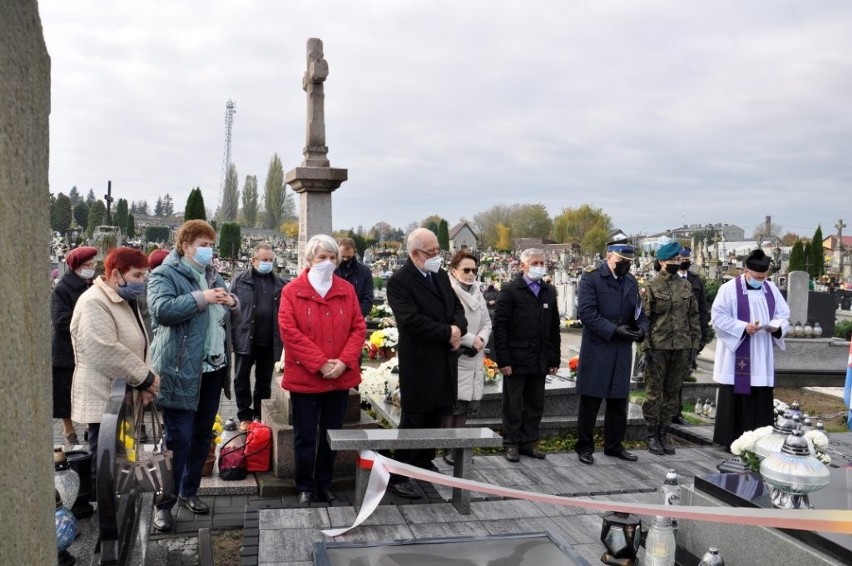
[664,263,681,275]
[339,258,354,269]
[613,261,631,277]
[681,261,691,270]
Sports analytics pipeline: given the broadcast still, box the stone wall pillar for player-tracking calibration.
[0,1,54,563]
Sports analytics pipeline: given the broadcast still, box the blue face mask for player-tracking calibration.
[192,246,213,266]
[256,261,274,274]
[117,280,146,301]
[747,277,763,290]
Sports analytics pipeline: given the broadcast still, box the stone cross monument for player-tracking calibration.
[286,38,348,268]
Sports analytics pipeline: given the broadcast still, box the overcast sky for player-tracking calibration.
[40,1,852,239]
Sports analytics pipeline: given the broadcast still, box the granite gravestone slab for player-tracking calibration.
[786,270,809,325]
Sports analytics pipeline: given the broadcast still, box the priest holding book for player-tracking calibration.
[711,249,790,449]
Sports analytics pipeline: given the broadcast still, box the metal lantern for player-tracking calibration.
[760,429,830,509]
[708,402,717,420]
[55,489,77,566]
[694,399,704,415]
[788,401,802,419]
[600,511,642,565]
[698,547,726,566]
[754,410,796,459]
[702,400,712,417]
[803,322,813,338]
[793,321,803,337]
[54,448,80,512]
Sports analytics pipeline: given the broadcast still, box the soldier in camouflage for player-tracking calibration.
[642,241,700,455]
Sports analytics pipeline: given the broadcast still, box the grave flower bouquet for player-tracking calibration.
[567,356,579,380]
[483,357,501,382]
[730,426,774,472]
[359,359,399,402]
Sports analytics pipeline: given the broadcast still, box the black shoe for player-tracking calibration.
[153,508,173,532]
[320,488,338,503]
[389,480,422,499]
[298,491,313,505]
[504,447,520,462]
[178,494,209,514]
[578,452,594,465]
[604,449,639,462]
[423,462,441,474]
[442,451,455,466]
[671,415,688,426]
[658,426,676,455]
[519,448,546,459]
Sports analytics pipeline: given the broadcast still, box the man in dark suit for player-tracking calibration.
[673,246,710,424]
[386,228,467,498]
[574,240,649,465]
[493,248,561,462]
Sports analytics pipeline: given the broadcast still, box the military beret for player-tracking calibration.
[656,242,682,261]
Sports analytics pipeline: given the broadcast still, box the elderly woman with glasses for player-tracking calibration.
[278,234,366,505]
[441,251,492,464]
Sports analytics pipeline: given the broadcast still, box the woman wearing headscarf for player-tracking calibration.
[70,247,160,478]
[278,235,365,504]
[52,246,97,447]
[147,220,240,532]
[443,251,491,464]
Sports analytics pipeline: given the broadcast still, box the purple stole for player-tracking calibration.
[734,276,776,394]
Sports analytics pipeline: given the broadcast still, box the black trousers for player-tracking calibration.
[574,395,628,455]
[713,385,775,450]
[501,373,546,449]
[234,345,275,422]
[289,390,349,493]
[394,407,447,471]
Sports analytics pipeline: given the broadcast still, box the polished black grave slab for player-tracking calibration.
[696,466,852,564]
[313,532,592,565]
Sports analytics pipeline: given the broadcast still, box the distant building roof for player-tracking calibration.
[449,221,476,240]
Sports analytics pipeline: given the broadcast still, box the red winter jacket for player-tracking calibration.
[278,269,366,394]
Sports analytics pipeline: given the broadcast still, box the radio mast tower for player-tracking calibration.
[216,99,236,218]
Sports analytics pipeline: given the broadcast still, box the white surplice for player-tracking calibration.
[711,277,790,387]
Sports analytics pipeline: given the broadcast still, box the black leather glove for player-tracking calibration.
[690,348,698,370]
[632,328,646,343]
[614,325,635,341]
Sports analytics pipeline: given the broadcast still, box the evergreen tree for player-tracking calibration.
[145,225,170,243]
[73,201,88,228]
[803,241,812,276]
[221,164,240,222]
[788,240,805,272]
[115,198,129,232]
[263,153,285,230]
[184,187,207,221]
[437,219,450,250]
[51,193,72,234]
[154,196,164,217]
[126,214,136,239]
[219,222,242,259]
[87,200,106,238]
[241,175,259,227]
[137,200,150,216]
[162,193,174,217]
[811,225,824,278]
[425,220,438,235]
[85,188,96,206]
[68,185,81,206]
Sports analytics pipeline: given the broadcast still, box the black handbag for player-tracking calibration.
[116,400,176,506]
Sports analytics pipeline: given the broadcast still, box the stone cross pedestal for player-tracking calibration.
[285,38,347,268]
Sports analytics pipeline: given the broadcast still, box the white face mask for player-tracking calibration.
[423,256,443,273]
[527,266,547,281]
[77,268,95,280]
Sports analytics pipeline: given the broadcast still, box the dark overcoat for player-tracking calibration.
[492,275,561,375]
[576,263,649,398]
[386,261,467,413]
[230,268,286,360]
[51,271,91,367]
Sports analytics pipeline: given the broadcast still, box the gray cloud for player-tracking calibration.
[41,1,852,239]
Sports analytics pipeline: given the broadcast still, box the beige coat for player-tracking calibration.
[449,277,492,402]
[71,277,151,424]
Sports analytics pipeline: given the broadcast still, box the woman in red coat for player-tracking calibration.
[278,234,366,504]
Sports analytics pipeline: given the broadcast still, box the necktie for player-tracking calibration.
[426,273,438,293]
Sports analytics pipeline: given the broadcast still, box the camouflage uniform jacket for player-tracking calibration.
[643,270,700,351]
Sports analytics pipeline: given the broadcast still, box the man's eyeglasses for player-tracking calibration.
[417,248,440,259]
[459,267,478,274]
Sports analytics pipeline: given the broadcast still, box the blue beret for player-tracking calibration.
[657,242,682,261]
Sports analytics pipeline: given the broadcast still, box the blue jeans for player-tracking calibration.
[290,390,349,493]
[158,368,225,509]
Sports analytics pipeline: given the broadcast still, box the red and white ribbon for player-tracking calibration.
[322,451,852,537]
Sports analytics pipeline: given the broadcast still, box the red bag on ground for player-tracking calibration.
[218,432,248,481]
[244,422,273,472]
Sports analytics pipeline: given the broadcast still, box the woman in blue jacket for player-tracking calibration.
[147,220,240,532]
